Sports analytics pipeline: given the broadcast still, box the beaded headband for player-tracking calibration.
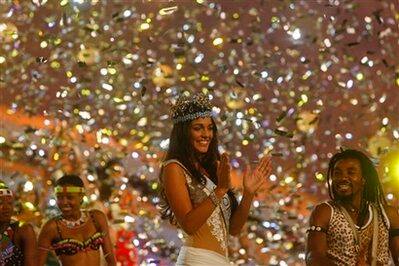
[170,94,214,124]
[54,186,85,194]
[0,182,13,197]
[0,188,13,197]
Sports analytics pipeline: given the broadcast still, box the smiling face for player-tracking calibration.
[331,158,364,200]
[0,196,13,223]
[189,117,214,154]
[56,189,83,216]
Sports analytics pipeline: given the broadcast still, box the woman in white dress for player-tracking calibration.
[159,94,272,265]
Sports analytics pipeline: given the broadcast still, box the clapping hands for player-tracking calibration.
[243,156,273,195]
[216,153,231,193]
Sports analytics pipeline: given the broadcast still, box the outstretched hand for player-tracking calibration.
[243,156,272,195]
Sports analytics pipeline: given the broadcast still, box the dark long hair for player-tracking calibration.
[327,149,387,226]
[159,117,238,223]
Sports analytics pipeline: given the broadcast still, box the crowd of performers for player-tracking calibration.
[1,94,398,266]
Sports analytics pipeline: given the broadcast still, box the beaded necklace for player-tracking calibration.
[60,211,87,229]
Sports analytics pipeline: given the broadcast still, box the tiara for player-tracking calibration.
[171,94,214,124]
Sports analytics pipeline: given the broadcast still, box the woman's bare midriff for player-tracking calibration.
[58,249,101,266]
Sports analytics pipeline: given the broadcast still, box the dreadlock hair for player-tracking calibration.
[327,149,387,227]
[159,117,238,224]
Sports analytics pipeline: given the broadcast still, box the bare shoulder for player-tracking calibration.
[38,218,58,240]
[163,161,186,172]
[383,205,399,216]
[13,222,36,241]
[383,204,399,227]
[309,202,332,227]
[17,222,35,234]
[41,218,57,230]
[162,161,187,181]
[90,209,109,229]
[90,209,107,221]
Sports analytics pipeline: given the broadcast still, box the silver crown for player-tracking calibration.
[170,94,214,124]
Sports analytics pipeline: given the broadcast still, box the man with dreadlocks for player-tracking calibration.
[306,149,399,266]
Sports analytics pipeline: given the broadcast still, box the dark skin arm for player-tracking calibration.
[37,220,57,266]
[385,205,399,265]
[306,203,334,266]
[92,210,116,266]
[16,223,37,266]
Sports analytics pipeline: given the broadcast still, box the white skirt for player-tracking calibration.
[176,246,232,266]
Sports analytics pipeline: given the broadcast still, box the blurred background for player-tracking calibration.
[0,0,398,265]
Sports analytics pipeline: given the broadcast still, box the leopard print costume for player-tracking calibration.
[325,201,392,265]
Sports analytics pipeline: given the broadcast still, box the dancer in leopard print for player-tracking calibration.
[306,149,399,266]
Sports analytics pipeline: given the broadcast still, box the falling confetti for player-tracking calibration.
[0,0,398,264]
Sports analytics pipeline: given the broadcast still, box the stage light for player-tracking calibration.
[382,149,399,184]
[292,28,301,40]
[23,181,33,192]
[390,157,399,181]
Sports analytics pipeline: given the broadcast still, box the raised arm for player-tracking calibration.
[305,203,334,266]
[385,205,399,265]
[162,156,230,235]
[92,210,116,266]
[229,156,272,236]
